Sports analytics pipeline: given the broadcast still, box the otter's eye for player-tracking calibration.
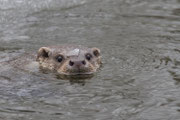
[85,53,92,61]
[56,55,63,63]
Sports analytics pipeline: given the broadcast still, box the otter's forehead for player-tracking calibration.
[66,48,80,56]
[49,45,90,56]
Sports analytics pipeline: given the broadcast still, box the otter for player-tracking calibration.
[36,45,101,76]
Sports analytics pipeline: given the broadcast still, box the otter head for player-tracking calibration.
[36,45,101,76]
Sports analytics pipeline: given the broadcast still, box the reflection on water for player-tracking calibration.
[0,0,180,120]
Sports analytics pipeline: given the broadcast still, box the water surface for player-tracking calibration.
[0,0,180,120]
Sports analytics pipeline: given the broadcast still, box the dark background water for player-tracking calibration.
[0,0,180,120]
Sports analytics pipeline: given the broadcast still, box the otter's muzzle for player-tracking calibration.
[69,60,86,68]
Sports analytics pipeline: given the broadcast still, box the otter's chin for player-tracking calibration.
[58,71,94,76]
[57,67,96,76]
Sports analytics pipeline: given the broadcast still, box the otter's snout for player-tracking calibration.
[69,60,86,67]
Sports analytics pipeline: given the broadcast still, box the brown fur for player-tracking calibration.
[36,45,101,75]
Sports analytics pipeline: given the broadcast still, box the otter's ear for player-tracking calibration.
[37,47,52,60]
[92,48,100,57]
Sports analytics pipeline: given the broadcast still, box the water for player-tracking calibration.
[0,0,180,119]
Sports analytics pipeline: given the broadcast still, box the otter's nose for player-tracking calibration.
[69,60,86,67]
